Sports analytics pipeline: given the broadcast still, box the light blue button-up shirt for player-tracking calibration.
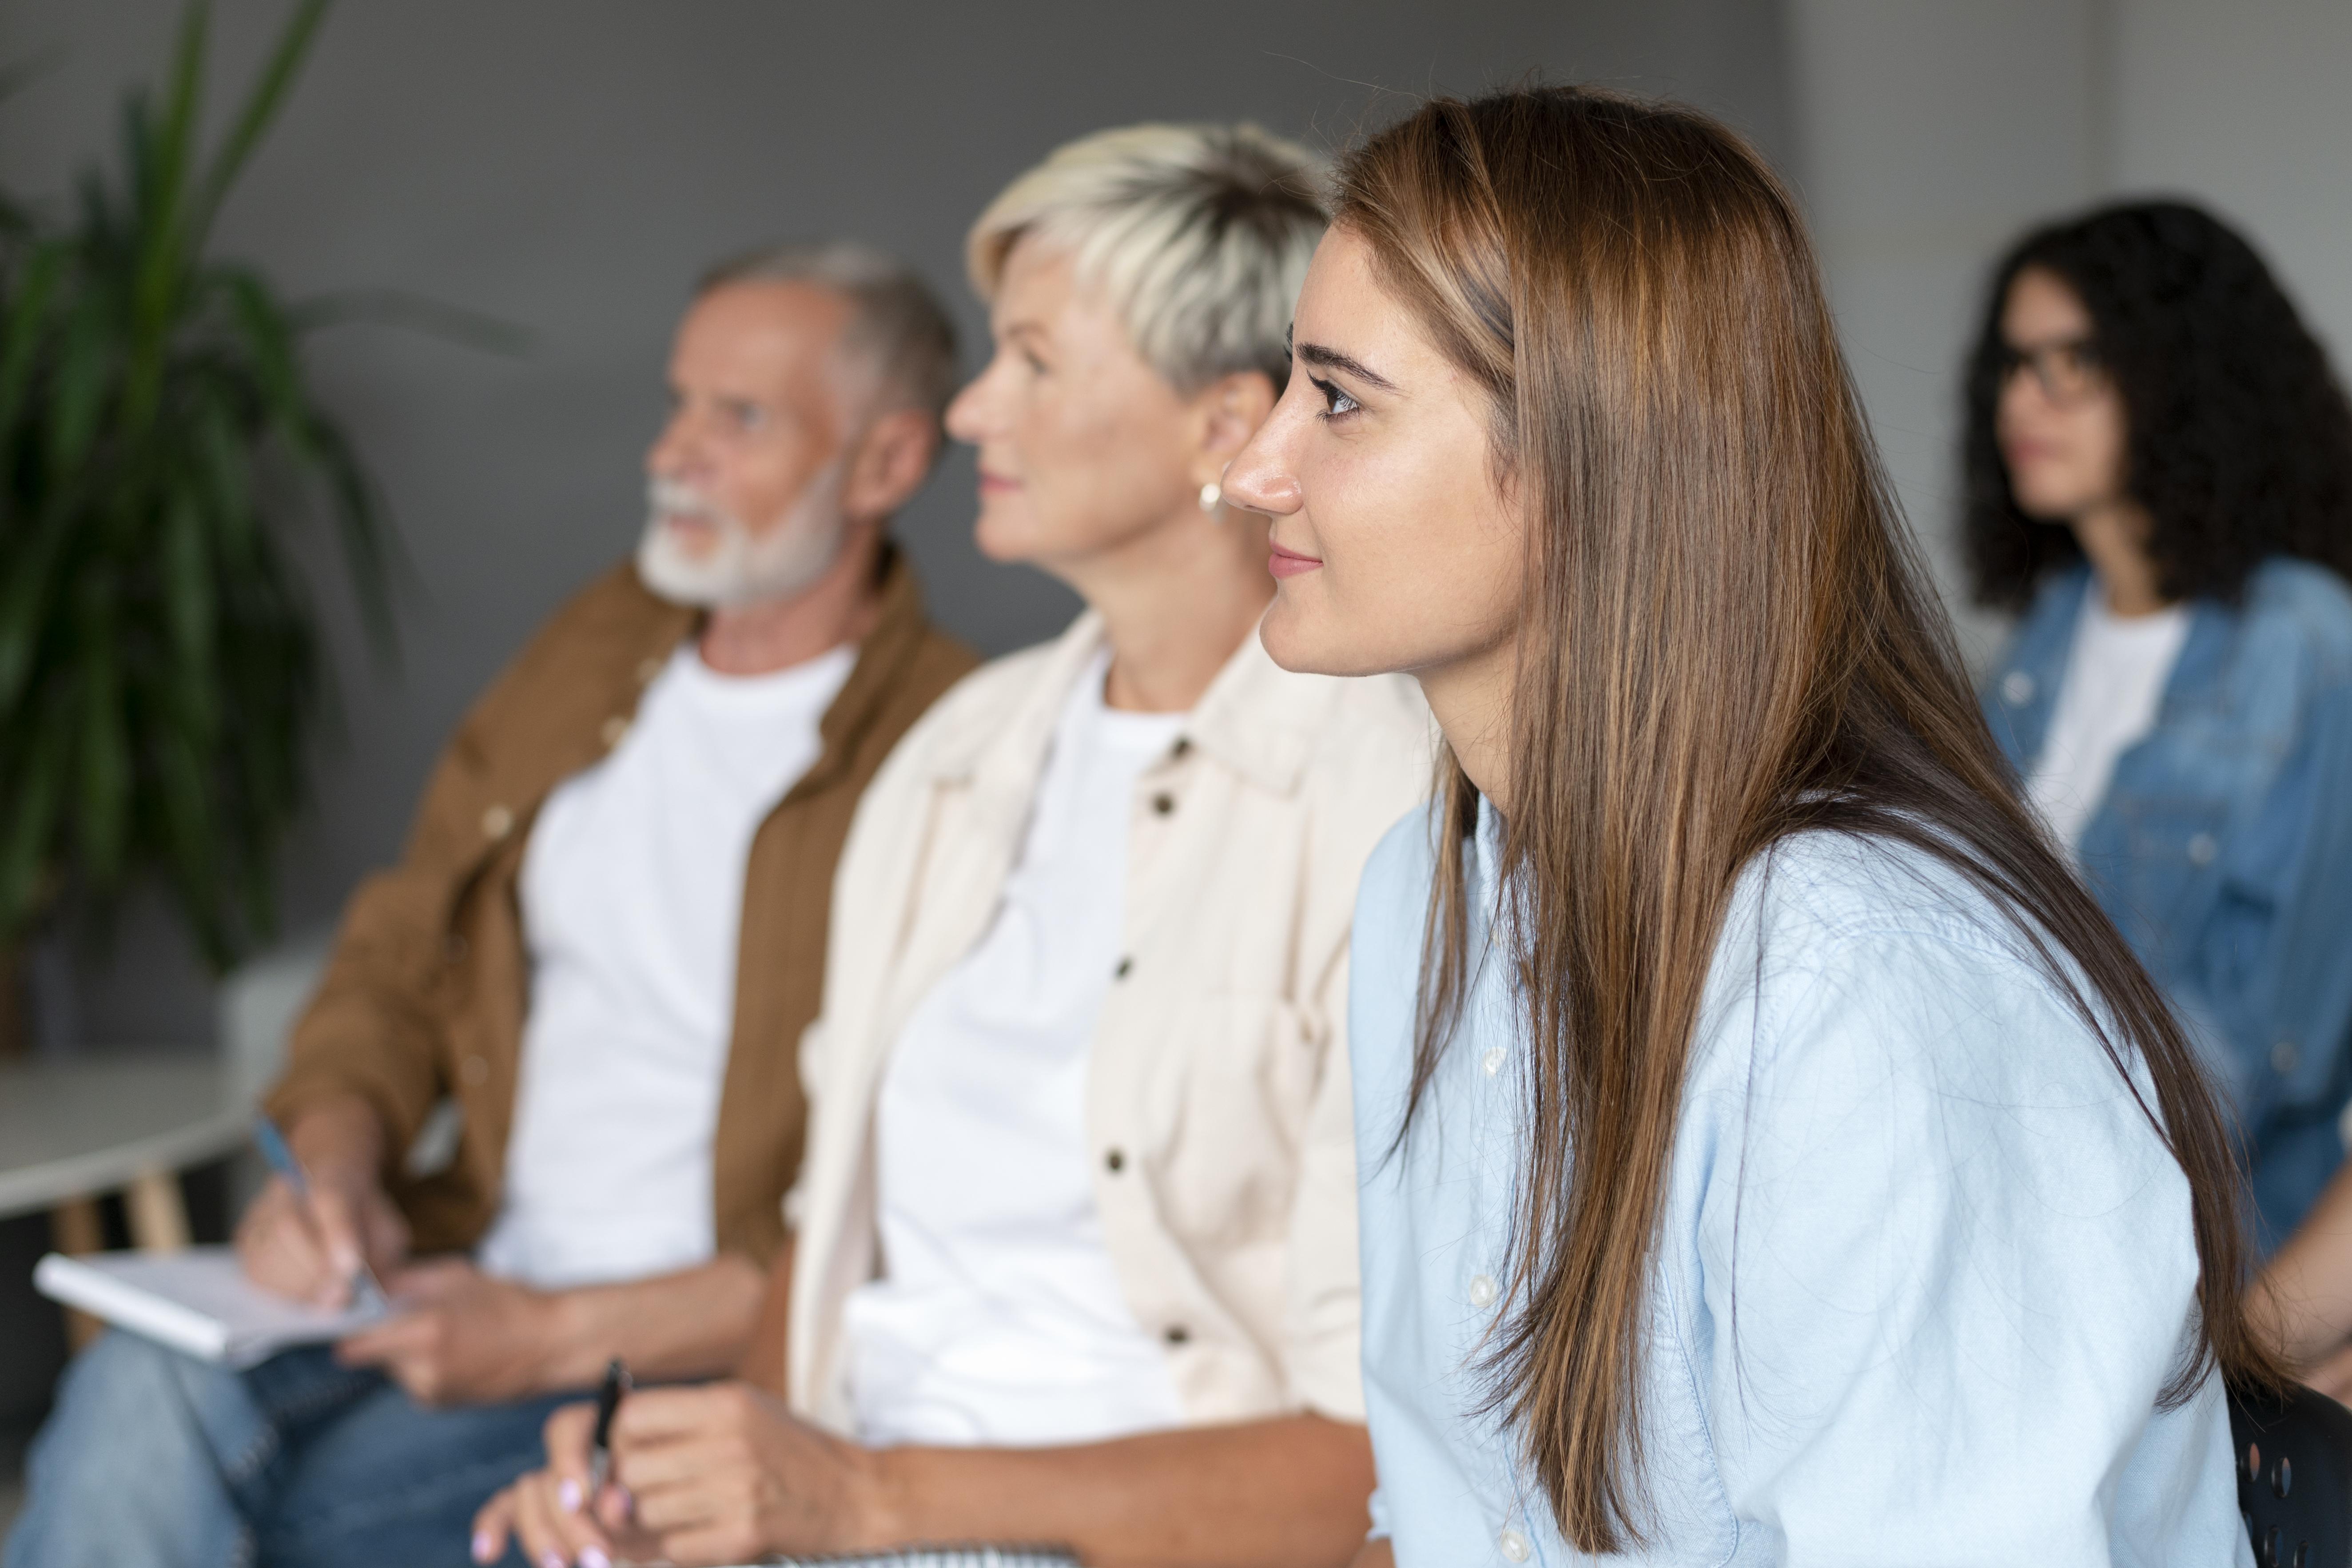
[1350,805,2250,1566]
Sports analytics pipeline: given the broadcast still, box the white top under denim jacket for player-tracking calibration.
[1985,557,2352,1249]
[788,612,1432,1435]
[1350,802,2248,1567]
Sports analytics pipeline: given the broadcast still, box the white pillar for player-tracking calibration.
[1787,0,2110,666]
[2109,0,2352,363]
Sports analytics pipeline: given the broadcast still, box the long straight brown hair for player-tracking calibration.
[1338,86,2281,1552]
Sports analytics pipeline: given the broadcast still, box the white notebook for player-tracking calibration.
[33,1246,390,1367]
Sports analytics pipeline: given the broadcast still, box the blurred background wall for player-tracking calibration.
[0,0,1794,1052]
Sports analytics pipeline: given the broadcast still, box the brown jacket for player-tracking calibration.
[268,549,975,1264]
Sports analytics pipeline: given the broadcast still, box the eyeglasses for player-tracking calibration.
[1996,336,2108,405]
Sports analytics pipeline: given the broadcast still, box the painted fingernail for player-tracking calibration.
[557,1477,582,1513]
[471,1531,497,1564]
[611,1485,634,1520]
[580,1549,611,1568]
[539,1552,565,1568]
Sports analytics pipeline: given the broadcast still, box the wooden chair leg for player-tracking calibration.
[47,1173,192,1352]
[47,1195,106,1351]
[125,1168,191,1252]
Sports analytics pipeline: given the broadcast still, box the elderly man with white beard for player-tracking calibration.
[4,243,977,1568]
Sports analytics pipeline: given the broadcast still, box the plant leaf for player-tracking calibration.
[0,507,75,715]
[0,721,65,940]
[0,241,67,434]
[70,579,132,883]
[216,266,304,421]
[46,287,117,483]
[160,488,221,736]
[0,0,415,971]
[121,1,207,430]
[188,0,329,248]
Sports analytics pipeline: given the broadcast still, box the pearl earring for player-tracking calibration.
[1198,481,1223,514]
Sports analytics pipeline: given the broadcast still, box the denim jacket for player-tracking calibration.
[1982,558,2352,1247]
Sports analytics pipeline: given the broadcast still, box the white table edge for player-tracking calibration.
[0,1108,255,1220]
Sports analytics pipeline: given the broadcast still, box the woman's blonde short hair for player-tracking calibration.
[967,123,1328,393]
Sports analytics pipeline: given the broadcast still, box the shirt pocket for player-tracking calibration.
[2108,792,2231,953]
[1137,991,1320,1250]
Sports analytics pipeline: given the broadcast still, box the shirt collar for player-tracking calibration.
[808,543,933,768]
[1184,614,1345,795]
[1472,794,1505,899]
[637,541,937,801]
[923,608,1344,799]
[2015,564,2241,720]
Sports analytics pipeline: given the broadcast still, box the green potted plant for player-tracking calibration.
[0,0,396,1044]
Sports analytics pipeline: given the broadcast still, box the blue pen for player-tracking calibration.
[253,1116,390,1314]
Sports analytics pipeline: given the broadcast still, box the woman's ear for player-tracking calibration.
[1194,370,1279,470]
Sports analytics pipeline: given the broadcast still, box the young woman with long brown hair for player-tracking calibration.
[1224,87,2276,1564]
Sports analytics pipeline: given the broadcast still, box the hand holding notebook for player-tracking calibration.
[32,1246,393,1367]
[32,1115,403,1368]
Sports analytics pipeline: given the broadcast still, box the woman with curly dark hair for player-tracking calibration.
[1969,200,2352,1258]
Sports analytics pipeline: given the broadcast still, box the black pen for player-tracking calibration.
[588,1358,632,1500]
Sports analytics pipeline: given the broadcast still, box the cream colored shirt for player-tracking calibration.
[786,611,1433,1434]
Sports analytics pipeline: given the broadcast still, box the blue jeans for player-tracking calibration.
[4,1333,575,1568]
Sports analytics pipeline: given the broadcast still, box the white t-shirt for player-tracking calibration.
[477,640,856,1290]
[842,651,1188,1447]
[2026,592,2191,853]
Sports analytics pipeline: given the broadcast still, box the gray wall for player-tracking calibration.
[1789,0,2352,674]
[2113,0,2352,361]
[0,2,1791,1039]
[1788,0,2116,669]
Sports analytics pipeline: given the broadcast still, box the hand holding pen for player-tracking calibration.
[251,1116,393,1313]
[233,1104,409,1311]
[470,1361,635,1568]
[589,1358,633,1499]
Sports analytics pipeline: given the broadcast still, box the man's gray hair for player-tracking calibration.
[698,239,959,420]
[966,123,1329,393]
